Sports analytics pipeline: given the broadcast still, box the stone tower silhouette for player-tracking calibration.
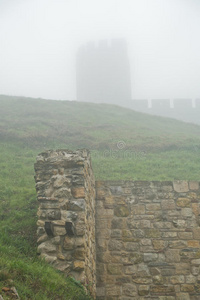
[76,39,132,105]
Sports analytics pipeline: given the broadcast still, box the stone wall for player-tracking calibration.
[35,150,200,299]
[96,180,200,300]
[34,150,96,297]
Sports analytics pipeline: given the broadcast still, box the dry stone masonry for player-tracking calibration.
[35,150,200,299]
[96,180,200,300]
[34,150,96,297]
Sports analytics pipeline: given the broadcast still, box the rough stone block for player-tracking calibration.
[124,265,137,275]
[68,199,85,211]
[107,264,122,275]
[106,285,121,296]
[96,287,105,297]
[53,226,66,236]
[133,205,145,215]
[63,236,74,250]
[138,285,149,296]
[71,187,85,198]
[181,284,194,292]
[144,228,161,238]
[176,293,190,300]
[172,219,186,228]
[153,240,168,250]
[122,284,137,297]
[192,259,200,265]
[173,181,189,192]
[129,253,143,264]
[185,274,196,284]
[193,228,200,239]
[144,253,158,262]
[189,181,199,190]
[181,208,193,218]
[154,222,172,229]
[166,249,180,263]
[162,232,177,238]
[150,285,175,294]
[169,240,187,249]
[161,199,176,210]
[188,240,199,248]
[177,198,191,207]
[108,240,123,251]
[175,263,190,275]
[178,232,193,240]
[192,203,200,216]
[124,242,139,251]
[132,276,152,284]
[73,248,85,260]
[73,260,85,270]
[114,205,130,217]
[146,203,161,211]
[170,275,184,284]
[75,222,86,236]
[38,241,57,254]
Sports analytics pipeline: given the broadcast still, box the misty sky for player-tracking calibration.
[0,0,200,100]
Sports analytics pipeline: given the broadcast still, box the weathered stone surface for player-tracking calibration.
[144,253,158,262]
[166,250,180,263]
[38,241,56,254]
[53,226,66,236]
[40,253,57,264]
[153,240,168,250]
[170,275,184,284]
[193,228,200,239]
[150,285,175,294]
[178,232,193,240]
[144,229,161,238]
[108,240,123,251]
[133,205,145,215]
[106,285,121,296]
[173,181,189,192]
[107,264,122,275]
[146,203,161,211]
[175,263,190,275]
[73,260,85,270]
[161,200,176,210]
[181,284,194,292]
[96,287,105,297]
[181,208,193,218]
[138,285,149,296]
[189,181,199,190]
[114,205,130,217]
[177,198,191,207]
[122,284,137,296]
[35,151,200,299]
[125,242,139,251]
[192,259,200,265]
[35,150,96,298]
[124,265,137,275]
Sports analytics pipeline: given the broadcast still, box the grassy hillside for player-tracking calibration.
[0,94,200,299]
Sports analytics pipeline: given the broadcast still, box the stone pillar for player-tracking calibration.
[34,149,96,297]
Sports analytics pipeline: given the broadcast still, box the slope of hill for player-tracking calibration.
[0,94,200,299]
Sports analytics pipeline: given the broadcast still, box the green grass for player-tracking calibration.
[0,94,200,298]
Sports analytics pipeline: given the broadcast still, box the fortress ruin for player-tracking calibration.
[35,150,200,299]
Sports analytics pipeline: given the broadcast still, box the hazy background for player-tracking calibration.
[0,0,200,100]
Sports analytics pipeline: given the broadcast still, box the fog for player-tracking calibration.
[0,0,200,101]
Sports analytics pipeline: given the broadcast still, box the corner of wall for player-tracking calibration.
[34,149,96,298]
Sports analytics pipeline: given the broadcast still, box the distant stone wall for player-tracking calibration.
[96,180,200,299]
[34,150,96,297]
[35,150,200,299]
